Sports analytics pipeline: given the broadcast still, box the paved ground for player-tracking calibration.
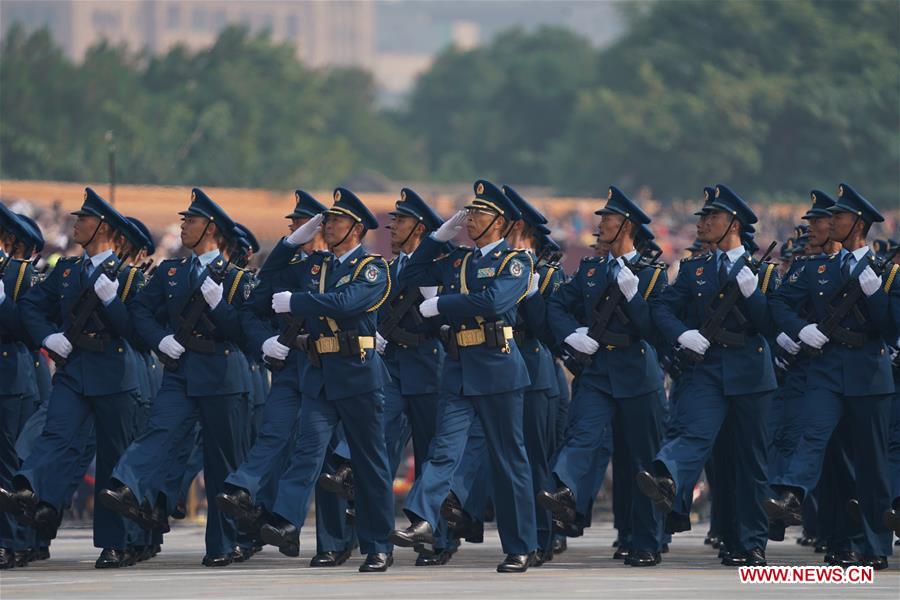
[1,521,897,599]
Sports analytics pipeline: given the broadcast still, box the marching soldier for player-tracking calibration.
[638,184,779,567]
[390,180,538,573]
[2,189,144,568]
[0,206,42,569]
[767,183,894,569]
[253,188,396,573]
[538,187,667,566]
[98,188,252,567]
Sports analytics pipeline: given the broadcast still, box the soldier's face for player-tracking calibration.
[597,213,627,244]
[830,212,858,241]
[701,210,732,243]
[323,214,355,247]
[806,216,832,247]
[389,214,416,251]
[180,215,210,247]
[465,208,499,239]
[72,215,102,246]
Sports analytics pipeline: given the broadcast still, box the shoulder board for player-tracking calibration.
[679,255,705,264]
[580,255,601,263]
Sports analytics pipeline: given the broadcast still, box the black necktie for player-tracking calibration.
[190,256,201,286]
[473,248,482,261]
[718,254,729,285]
[397,254,407,274]
[841,253,852,281]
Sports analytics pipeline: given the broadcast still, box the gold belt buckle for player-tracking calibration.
[456,328,485,347]
[315,336,340,354]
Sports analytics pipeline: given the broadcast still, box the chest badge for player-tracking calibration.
[817,264,826,274]
[586,268,595,278]
[168,267,177,277]
[453,258,462,268]
[62,268,71,278]
[477,267,496,278]
[695,267,704,277]
[311,264,321,275]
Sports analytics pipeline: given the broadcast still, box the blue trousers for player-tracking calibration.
[16,383,138,549]
[553,384,662,552]
[405,389,537,555]
[889,388,900,502]
[655,379,772,552]
[112,372,245,556]
[271,390,393,555]
[382,374,439,479]
[773,388,892,556]
[1,394,33,549]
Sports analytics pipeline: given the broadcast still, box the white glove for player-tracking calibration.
[93,273,119,304]
[858,266,881,297]
[526,275,540,297]
[677,329,710,355]
[736,266,758,298]
[419,286,438,299]
[616,262,639,301]
[565,330,599,355]
[286,213,323,246]
[0,279,5,304]
[798,324,829,349]
[44,332,73,359]
[419,297,439,318]
[432,210,466,242]
[776,332,801,355]
[774,356,790,371]
[158,334,185,360]
[272,291,292,313]
[261,335,290,360]
[375,332,387,354]
[200,276,223,309]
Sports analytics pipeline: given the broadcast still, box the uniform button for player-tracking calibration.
[880,348,885,355]
[399,295,404,300]
[432,348,437,354]
[697,293,702,297]
[319,316,325,320]
[640,348,645,354]
[117,347,123,353]
[460,325,466,330]
[719,293,724,299]
[757,347,763,353]
[224,349,230,355]
[818,292,823,296]
[534,347,539,353]
[2,352,7,357]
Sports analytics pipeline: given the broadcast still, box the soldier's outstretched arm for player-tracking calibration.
[399,235,449,288]
[650,264,692,346]
[438,252,530,319]
[769,266,812,339]
[546,273,585,345]
[290,258,389,319]
[131,265,172,351]
[624,267,668,341]
[18,259,63,347]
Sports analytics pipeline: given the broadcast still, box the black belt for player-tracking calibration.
[72,331,113,352]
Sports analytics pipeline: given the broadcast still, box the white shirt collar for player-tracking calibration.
[476,238,504,256]
[848,245,869,263]
[336,244,361,264]
[609,249,638,265]
[717,245,745,265]
[194,249,220,268]
[87,248,114,268]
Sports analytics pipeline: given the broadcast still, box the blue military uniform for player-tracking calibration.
[647,184,779,562]
[259,188,395,564]
[12,189,143,557]
[106,188,251,563]
[398,180,538,561]
[378,188,446,480]
[0,206,42,567]
[769,183,895,561]
[544,187,668,563]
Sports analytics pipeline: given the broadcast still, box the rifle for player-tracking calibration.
[677,240,778,364]
[801,246,900,356]
[567,252,658,368]
[44,251,130,366]
[158,254,233,371]
[377,286,425,347]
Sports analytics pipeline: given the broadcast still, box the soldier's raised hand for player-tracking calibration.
[201,276,223,309]
[272,291,293,313]
[736,266,758,298]
[93,273,119,304]
[858,266,881,297]
[286,213,323,246]
[616,262,639,301]
[432,210,466,242]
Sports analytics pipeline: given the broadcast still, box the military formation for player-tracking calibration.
[0,180,897,574]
